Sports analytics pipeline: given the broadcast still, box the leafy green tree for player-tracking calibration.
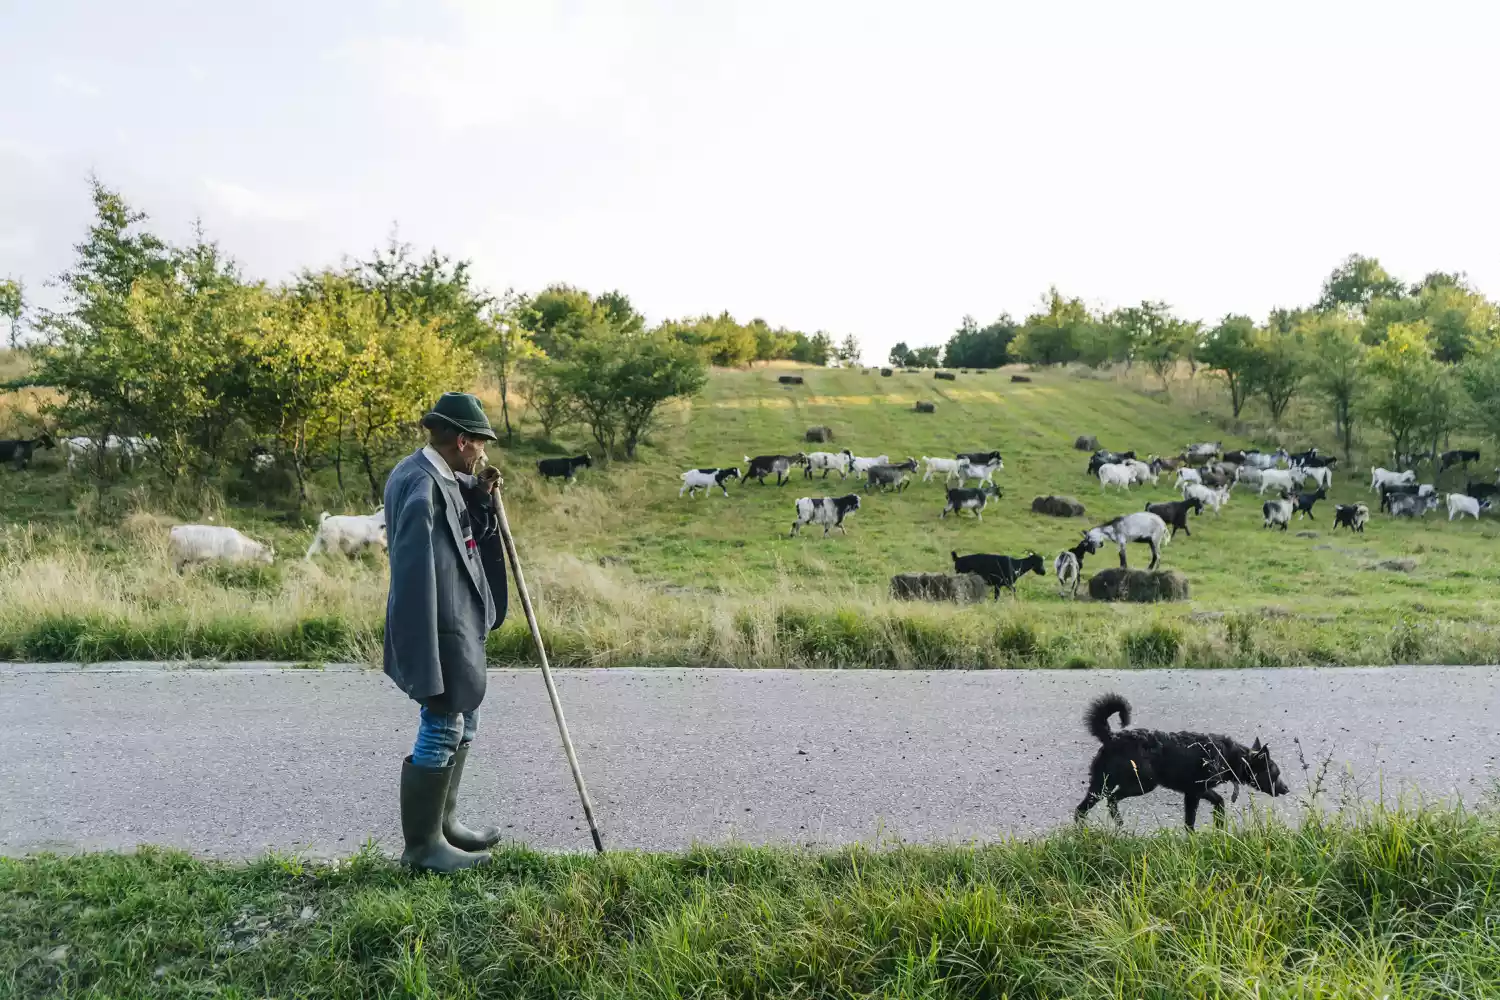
[1365,277,1498,362]
[1245,326,1305,424]
[1318,254,1403,313]
[519,359,578,440]
[749,319,796,361]
[250,294,348,502]
[0,278,22,350]
[474,297,538,442]
[1197,315,1257,417]
[661,313,757,367]
[943,314,1016,369]
[888,342,912,367]
[1111,302,1193,389]
[1460,347,1500,454]
[1363,322,1444,465]
[908,345,941,367]
[789,331,834,366]
[356,236,491,349]
[34,180,172,476]
[1012,288,1094,366]
[1298,313,1367,461]
[547,326,706,460]
[836,334,861,366]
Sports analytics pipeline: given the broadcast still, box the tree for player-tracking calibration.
[1197,315,1257,417]
[836,334,861,366]
[789,331,834,366]
[474,296,538,442]
[1460,347,1500,453]
[547,326,707,460]
[661,312,757,367]
[1299,312,1367,461]
[1365,278,1498,362]
[34,180,173,476]
[519,359,578,439]
[356,235,491,349]
[1318,254,1403,313]
[1363,322,1443,465]
[749,319,796,362]
[250,294,347,502]
[1245,326,1305,424]
[0,278,22,350]
[908,345,941,368]
[888,342,912,367]
[943,314,1017,369]
[1112,301,1193,389]
[1012,288,1095,366]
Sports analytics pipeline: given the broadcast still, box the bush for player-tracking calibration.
[1124,622,1182,667]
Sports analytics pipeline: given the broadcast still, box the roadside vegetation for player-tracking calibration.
[2,182,1499,667]
[4,804,1497,998]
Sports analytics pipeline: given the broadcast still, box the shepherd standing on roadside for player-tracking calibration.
[383,392,509,872]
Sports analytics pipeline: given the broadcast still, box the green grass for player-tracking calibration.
[3,361,1499,666]
[4,806,1497,998]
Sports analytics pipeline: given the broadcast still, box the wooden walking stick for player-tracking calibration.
[488,474,605,853]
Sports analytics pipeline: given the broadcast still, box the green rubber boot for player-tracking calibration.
[444,744,502,851]
[399,757,491,873]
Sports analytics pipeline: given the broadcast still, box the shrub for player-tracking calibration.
[1124,622,1182,667]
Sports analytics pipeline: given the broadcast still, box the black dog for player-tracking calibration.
[1075,693,1289,830]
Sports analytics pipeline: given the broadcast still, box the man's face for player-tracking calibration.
[454,434,487,474]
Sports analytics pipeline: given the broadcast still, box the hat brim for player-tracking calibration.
[422,412,498,441]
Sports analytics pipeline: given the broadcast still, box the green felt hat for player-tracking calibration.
[421,392,497,440]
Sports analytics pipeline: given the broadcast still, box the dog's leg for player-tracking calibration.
[1106,795,1123,827]
[1202,788,1227,828]
[1183,793,1200,830]
[1074,791,1100,824]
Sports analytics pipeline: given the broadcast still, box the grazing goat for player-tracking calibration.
[849,454,890,476]
[866,458,919,493]
[680,467,741,498]
[1174,467,1202,489]
[921,456,964,482]
[0,432,55,470]
[305,509,387,559]
[1302,465,1333,490]
[956,450,1003,467]
[1087,449,1136,475]
[1084,512,1170,570]
[1145,497,1203,539]
[1332,503,1369,533]
[953,458,1002,487]
[1262,493,1293,531]
[1257,468,1305,495]
[745,453,804,486]
[1447,493,1491,521]
[1149,455,1183,474]
[1378,482,1420,512]
[1240,449,1288,470]
[804,450,854,479]
[1184,441,1221,461]
[1234,466,1263,488]
[1441,449,1481,473]
[790,494,861,537]
[1293,486,1327,519]
[1465,480,1500,502]
[942,483,1002,520]
[1123,458,1157,486]
[1098,462,1135,491]
[1370,467,1415,492]
[1054,537,1098,598]
[170,524,274,571]
[1182,482,1229,515]
[1388,492,1438,518]
[537,454,592,483]
[951,550,1047,599]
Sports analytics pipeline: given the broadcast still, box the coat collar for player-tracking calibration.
[412,449,486,600]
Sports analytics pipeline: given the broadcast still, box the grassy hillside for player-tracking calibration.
[2,361,1498,666]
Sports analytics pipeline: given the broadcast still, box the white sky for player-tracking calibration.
[2,0,1497,362]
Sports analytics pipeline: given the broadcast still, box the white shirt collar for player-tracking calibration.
[421,445,457,483]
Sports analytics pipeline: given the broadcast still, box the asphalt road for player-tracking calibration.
[2,664,1497,859]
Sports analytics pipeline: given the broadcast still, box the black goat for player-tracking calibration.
[1442,449,1481,473]
[0,432,55,470]
[951,550,1046,599]
[536,453,592,482]
[1293,486,1327,519]
[1144,497,1203,539]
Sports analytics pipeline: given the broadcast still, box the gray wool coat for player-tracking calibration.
[383,449,507,715]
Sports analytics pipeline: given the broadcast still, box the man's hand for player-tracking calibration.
[478,465,503,495]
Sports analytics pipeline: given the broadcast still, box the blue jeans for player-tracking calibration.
[412,706,478,768]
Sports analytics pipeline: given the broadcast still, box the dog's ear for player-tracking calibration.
[1251,737,1264,755]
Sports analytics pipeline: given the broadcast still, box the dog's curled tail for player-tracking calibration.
[1085,693,1131,743]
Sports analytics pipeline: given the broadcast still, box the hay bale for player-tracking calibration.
[960,368,969,373]
[778,375,804,385]
[805,425,834,443]
[880,368,893,377]
[1032,495,1087,517]
[914,401,936,413]
[1073,435,1100,451]
[1011,374,1033,383]
[934,371,956,381]
[1087,568,1191,603]
[890,572,987,604]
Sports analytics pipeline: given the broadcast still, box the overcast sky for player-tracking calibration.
[3,0,1497,361]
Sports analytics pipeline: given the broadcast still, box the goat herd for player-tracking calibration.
[641,438,1496,601]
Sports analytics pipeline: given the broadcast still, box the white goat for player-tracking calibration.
[1257,468,1304,495]
[305,509,387,559]
[1097,462,1134,491]
[921,456,963,482]
[1447,493,1491,521]
[1370,467,1416,492]
[849,454,890,476]
[170,524,275,571]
